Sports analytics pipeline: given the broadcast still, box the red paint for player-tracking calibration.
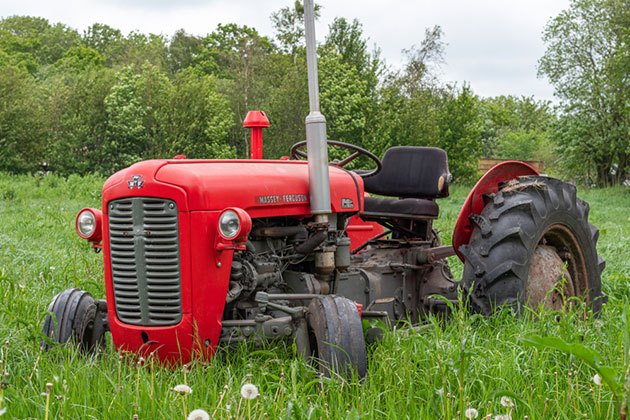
[243,111,270,159]
[346,215,385,252]
[452,161,539,261]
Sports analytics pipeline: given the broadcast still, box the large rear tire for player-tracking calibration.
[461,176,605,315]
[307,295,367,379]
[41,288,106,352]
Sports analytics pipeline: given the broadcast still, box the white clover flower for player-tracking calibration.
[172,384,192,395]
[187,409,210,420]
[500,396,514,408]
[593,374,602,386]
[240,383,259,400]
[465,407,479,419]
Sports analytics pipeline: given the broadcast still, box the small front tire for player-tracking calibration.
[41,288,107,352]
[307,295,367,379]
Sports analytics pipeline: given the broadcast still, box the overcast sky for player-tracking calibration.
[0,0,570,101]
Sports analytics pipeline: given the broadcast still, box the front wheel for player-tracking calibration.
[461,176,605,314]
[41,288,107,352]
[307,295,367,379]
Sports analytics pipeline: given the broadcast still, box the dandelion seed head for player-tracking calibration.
[45,382,53,394]
[240,383,259,400]
[494,415,511,420]
[172,384,192,395]
[465,407,479,419]
[500,396,514,407]
[187,409,210,420]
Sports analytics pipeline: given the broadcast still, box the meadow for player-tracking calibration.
[0,173,628,419]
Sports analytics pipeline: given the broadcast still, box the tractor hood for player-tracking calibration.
[103,159,363,218]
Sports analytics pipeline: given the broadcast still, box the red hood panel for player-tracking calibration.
[154,159,362,216]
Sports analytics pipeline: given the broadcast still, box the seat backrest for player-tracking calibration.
[362,146,450,199]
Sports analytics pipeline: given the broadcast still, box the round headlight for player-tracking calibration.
[219,210,241,239]
[77,210,96,237]
[76,208,102,242]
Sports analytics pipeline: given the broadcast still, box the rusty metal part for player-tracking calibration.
[417,245,456,264]
[526,244,574,309]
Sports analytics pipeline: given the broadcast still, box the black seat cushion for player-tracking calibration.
[362,146,450,199]
[363,196,439,219]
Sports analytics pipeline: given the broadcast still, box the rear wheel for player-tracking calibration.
[461,176,605,314]
[307,295,367,379]
[41,288,107,352]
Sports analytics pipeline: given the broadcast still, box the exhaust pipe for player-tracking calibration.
[304,0,331,216]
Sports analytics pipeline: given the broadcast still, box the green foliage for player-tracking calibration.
[539,0,629,185]
[0,64,45,173]
[167,69,235,159]
[319,50,370,145]
[522,324,629,418]
[270,0,320,59]
[436,85,483,181]
[479,96,556,164]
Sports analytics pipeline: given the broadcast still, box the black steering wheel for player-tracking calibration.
[289,140,382,178]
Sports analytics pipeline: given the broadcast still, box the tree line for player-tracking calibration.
[0,0,626,184]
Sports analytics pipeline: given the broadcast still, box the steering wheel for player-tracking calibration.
[289,140,382,178]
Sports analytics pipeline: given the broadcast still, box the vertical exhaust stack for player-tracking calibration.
[304,0,331,217]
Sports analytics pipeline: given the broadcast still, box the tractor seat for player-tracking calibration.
[363,197,439,219]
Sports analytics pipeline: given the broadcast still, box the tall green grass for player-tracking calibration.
[0,174,628,419]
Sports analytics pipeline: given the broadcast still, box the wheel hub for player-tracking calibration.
[526,244,574,309]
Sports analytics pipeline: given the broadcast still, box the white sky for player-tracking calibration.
[0,0,569,101]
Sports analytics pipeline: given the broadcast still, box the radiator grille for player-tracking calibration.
[108,198,182,326]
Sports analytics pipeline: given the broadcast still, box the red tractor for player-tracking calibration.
[41,1,605,378]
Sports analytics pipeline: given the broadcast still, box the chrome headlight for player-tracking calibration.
[217,208,252,242]
[76,208,102,242]
[218,210,240,239]
[77,210,96,237]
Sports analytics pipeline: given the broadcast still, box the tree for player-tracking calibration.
[83,23,125,66]
[399,26,446,94]
[270,1,320,62]
[0,64,45,172]
[166,69,234,159]
[436,85,483,181]
[43,67,115,175]
[167,29,203,74]
[479,96,555,163]
[539,0,629,185]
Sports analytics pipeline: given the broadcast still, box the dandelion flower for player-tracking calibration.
[500,396,514,408]
[172,384,192,395]
[593,374,602,386]
[240,383,259,400]
[465,407,479,419]
[188,409,210,420]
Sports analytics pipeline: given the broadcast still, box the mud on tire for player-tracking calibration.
[461,176,605,315]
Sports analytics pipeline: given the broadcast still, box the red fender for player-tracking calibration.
[452,161,539,261]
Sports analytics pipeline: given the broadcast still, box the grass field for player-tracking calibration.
[0,174,628,419]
